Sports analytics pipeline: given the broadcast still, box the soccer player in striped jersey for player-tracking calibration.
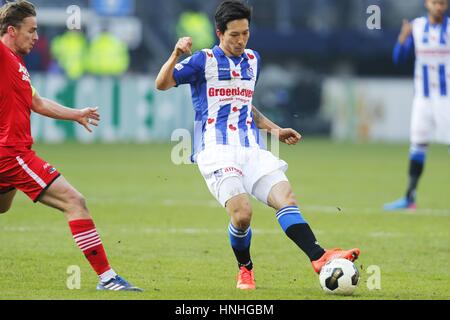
[156,0,360,290]
[385,0,450,211]
[0,1,141,291]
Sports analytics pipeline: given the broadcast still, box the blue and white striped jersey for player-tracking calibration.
[393,16,450,98]
[173,45,263,162]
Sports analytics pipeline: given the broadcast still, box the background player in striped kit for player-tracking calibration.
[0,0,141,291]
[156,0,360,290]
[385,0,450,211]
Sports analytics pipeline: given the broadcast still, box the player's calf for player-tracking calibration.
[226,193,255,288]
[0,202,11,214]
[0,189,17,214]
[267,181,326,262]
[37,175,142,291]
[0,207,10,214]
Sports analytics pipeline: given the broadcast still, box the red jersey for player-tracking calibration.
[0,40,34,148]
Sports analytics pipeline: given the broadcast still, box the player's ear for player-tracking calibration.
[7,25,17,37]
[216,29,222,39]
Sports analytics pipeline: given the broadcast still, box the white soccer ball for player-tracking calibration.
[319,258,360,296]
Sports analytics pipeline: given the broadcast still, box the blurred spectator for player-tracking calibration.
[86,30,130,76]
[51,30,88,79]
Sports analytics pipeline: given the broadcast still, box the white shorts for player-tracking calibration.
[411,97,450,145]
[197,145,288,207]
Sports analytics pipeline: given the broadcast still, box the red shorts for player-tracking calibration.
[0,146,61,202]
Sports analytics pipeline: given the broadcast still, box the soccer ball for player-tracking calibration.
[319,258,360,296]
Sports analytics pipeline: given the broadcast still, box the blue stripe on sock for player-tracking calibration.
[276,206,307,232]
[276,206,299,218]
[410,149,427,164]
[228,224,252,251]
[410,152,426,163]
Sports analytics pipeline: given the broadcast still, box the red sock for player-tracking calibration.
[69,219,111,275]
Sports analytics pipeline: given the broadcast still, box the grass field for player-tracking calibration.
[0,140,449,300]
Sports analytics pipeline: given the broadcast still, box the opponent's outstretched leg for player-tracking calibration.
[39,175,142,291]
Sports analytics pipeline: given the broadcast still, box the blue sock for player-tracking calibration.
[407,144,427,202]
[277,206,325,261]
[228,223,253,269]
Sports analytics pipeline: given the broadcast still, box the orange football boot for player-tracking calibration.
[311,248,360,274]
[236,266,256,290]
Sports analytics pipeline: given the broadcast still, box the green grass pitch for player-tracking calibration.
[0,140,449,300]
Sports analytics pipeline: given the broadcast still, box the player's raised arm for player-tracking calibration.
[398,19,413,44]
[393,19,414,65]
[252,105,301,145]
[155,37,192,91]
[31,90,100,133]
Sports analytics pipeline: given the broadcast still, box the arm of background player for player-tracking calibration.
[393,20,414,65]
[393,35,414,65]
[252,105,301,145]
[31,90,100,133]
[155,37,192,90]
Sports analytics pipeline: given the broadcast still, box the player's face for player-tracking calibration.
[425,0,448,20]
[12,16,38,55]
[217,19,250,57]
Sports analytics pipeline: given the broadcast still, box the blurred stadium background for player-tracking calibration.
[0,0,431,144]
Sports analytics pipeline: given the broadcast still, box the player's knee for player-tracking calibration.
[267,180,298,210]
[230,205,253,229]
[272,187,298,209]
[66,190,88,212]
[283,189,298,207]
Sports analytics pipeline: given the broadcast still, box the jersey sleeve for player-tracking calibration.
[173,51,206,86]
[393,34,414,65]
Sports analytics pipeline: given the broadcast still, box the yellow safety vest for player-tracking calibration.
[176,11,215,52]
[51,31,88,79]
[86,33,130,76]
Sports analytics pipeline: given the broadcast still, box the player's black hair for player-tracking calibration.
[214,0,252,34]
[0,0,36,36]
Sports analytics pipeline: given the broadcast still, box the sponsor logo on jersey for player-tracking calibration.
[213,169,223,179]
[43,163,57,174]
[223,167,243,176]
[18,63,31,82]
[210,167,244,181]
[208,87,254,98]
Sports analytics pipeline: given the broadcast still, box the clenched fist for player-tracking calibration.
[174,37,193,57]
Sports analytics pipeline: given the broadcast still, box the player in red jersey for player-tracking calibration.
[0,0,142,291]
